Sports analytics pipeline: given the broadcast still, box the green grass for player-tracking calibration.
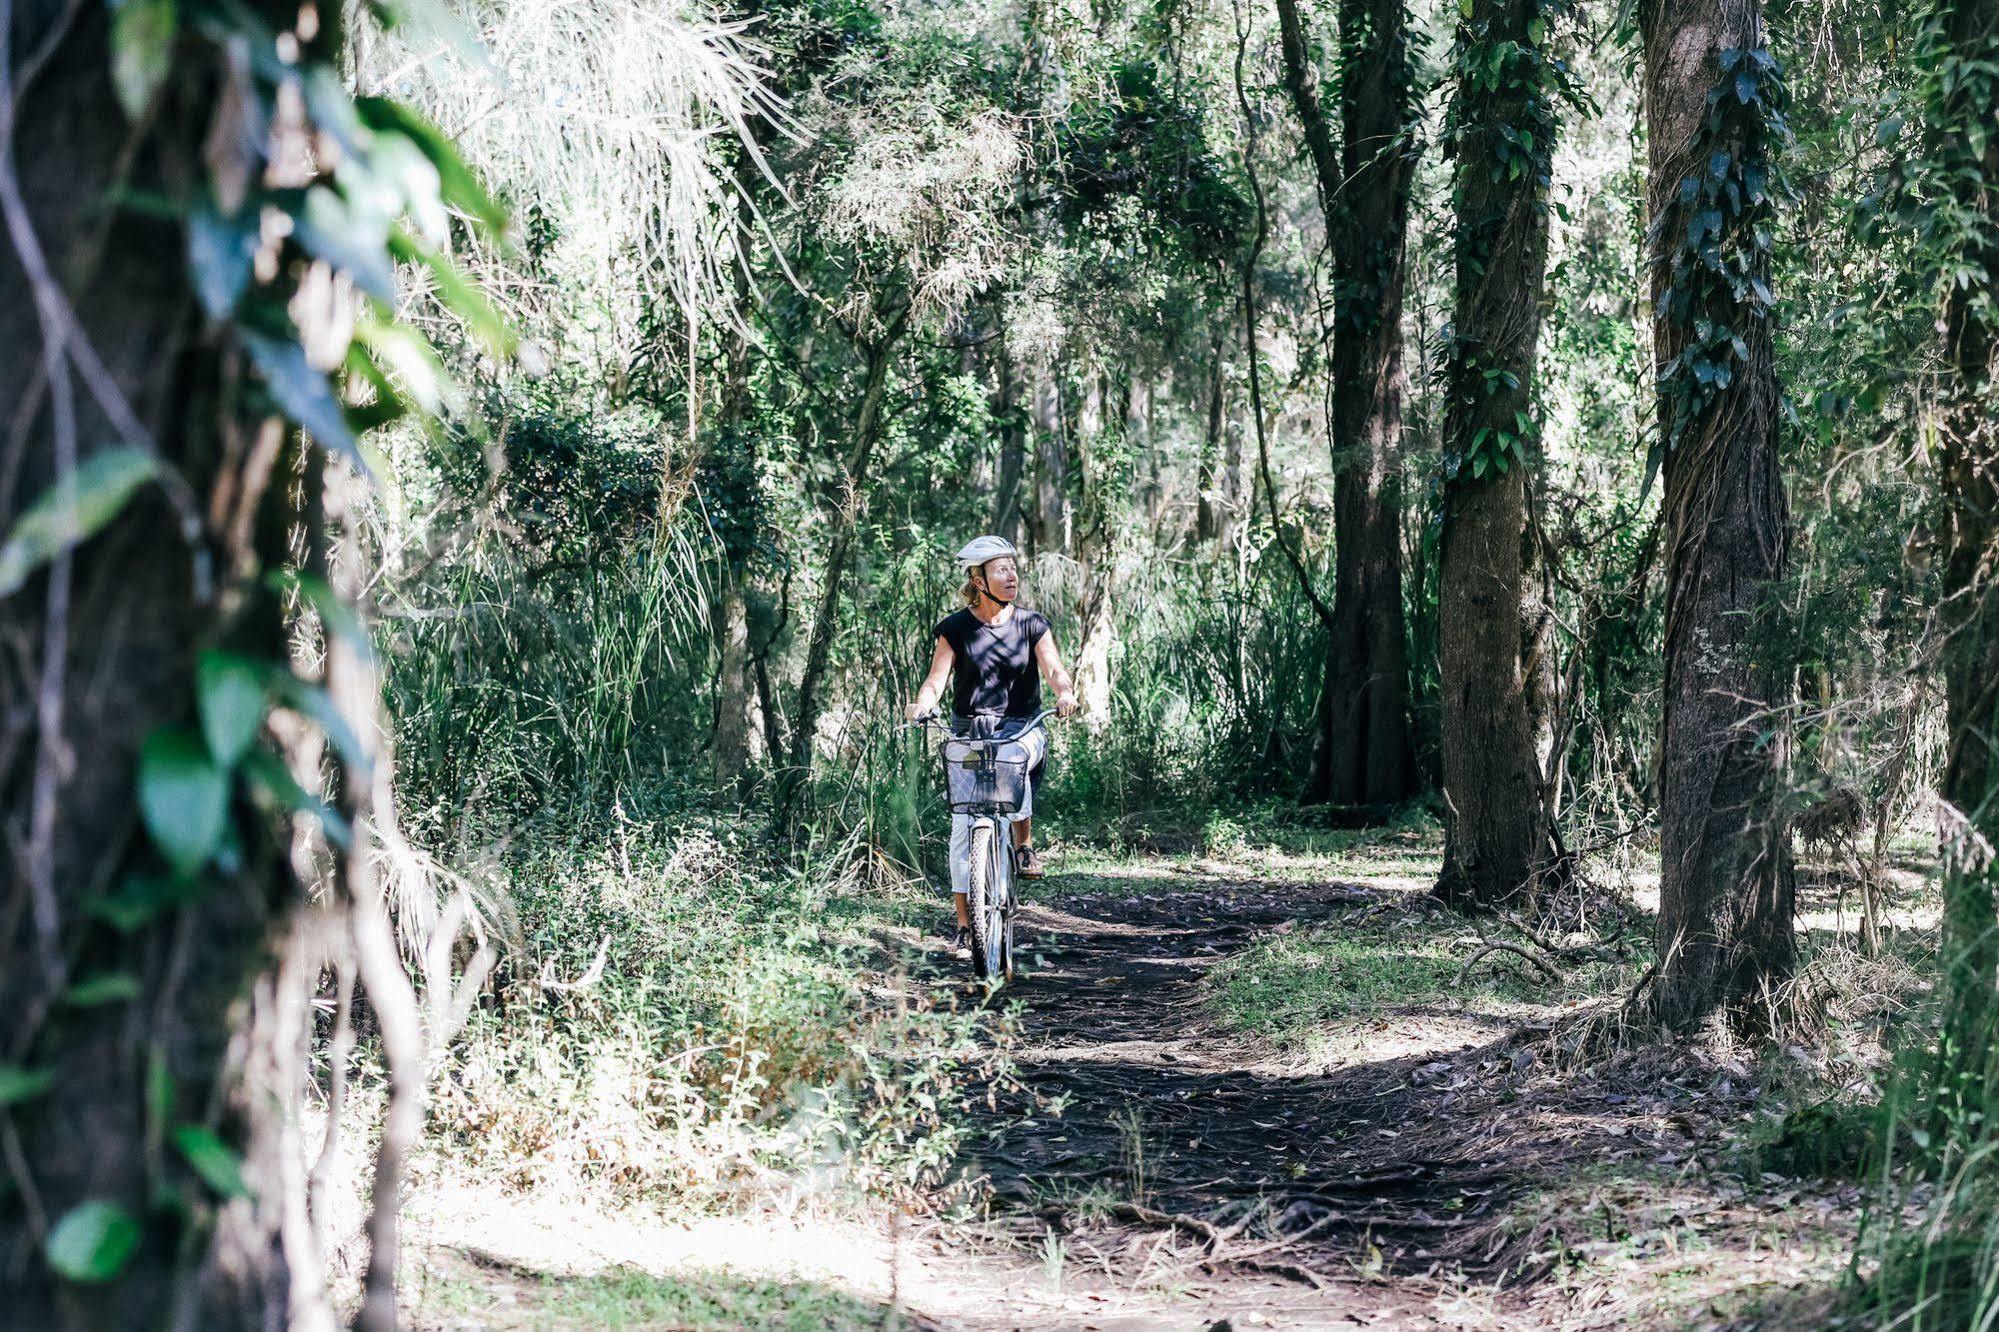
[419,808,1008,1211]
[415,1262,908,1330]
[1210,917,1531,1042]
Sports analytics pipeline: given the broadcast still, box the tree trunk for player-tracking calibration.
[1641,0,1795,1033]
[781,315,906,835]
[1927,0,1999,1122]
[1276,0,1418,808]
[1432,0,1563,908]
[993,338,1027,541]
[0,4,319,1323]
[1073,372,1119,725]
[710,149,764,791]
[1031,371,1068,555]
[1197,332,1227,543]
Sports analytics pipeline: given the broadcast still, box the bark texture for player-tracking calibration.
[1433,0,1560,908]
[0,3,312,1322]
[1276,0,1418,808]
[1641,0,1795,1032]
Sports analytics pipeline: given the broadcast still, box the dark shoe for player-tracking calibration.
[951,925,971,959]
[1016,845,1046,880]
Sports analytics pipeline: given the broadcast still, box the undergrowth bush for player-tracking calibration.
[423,809,1015,1212]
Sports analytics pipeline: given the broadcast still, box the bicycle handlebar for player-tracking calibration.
[903,707,1065,736]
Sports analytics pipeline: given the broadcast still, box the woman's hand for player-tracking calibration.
[1056,691,1080,719]
[906,702,936,722]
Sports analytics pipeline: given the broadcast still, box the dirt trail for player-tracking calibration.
[945,874,1535,1330]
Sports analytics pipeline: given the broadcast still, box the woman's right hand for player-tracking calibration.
[905,703,935,723]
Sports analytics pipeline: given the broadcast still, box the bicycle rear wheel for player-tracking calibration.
[966,821,1003,984]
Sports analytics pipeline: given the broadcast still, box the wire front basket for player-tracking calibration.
[941,737,1032,814]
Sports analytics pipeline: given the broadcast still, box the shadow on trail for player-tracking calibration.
[939,875,1747,1293]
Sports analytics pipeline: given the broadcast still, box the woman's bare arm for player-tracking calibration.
[1035,632,1080,717]
[907,637,954,719]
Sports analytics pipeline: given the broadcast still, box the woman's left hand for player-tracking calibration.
[1056,692,1080,719]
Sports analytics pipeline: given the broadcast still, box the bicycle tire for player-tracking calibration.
[967,822,1002,983]
[998,830,1016,982]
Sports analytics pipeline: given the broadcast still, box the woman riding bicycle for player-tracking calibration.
[906,536,1079,957]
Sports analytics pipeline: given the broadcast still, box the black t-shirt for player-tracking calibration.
[934,605,1050,719]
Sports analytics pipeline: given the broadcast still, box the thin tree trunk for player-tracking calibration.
[993,337,1027,541]
[781,314,906,834]
[1641,0,1795,1032]
[1197,331,1226,543]
[1433,0,1563,908]
[1074,371,1119,725]
[1276,0,1418,808]
[711,155,761,791]
[1031,371,1068,555]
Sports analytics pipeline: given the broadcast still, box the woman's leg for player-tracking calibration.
[950,811,972,926]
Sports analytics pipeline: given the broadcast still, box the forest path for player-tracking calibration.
[944,871,1530,1330]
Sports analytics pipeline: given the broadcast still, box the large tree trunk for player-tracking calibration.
[0,4,322,1323]
[1432,0,1562,908]
[1275,0,1418,808]
[1641,0,1795,1033]
[1928,0,1999,1123]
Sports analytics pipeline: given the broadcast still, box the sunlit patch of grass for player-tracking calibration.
[1212,918,1529,1040]
[412,1262,908,1330]
[1210,906,1643,1064]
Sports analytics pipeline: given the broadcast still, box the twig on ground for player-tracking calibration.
[1453,940,1564,987]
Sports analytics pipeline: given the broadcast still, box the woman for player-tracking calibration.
[906,535,1079,956]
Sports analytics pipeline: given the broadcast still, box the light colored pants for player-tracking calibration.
[949,726,1047,896]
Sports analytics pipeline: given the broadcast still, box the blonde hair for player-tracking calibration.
[961,573,981,607]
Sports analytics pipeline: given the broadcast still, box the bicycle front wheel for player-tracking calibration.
[966,821,1003,984]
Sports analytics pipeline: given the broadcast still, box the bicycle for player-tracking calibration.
[907,708,1059,986]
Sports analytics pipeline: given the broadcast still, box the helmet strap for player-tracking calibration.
[972,567,1014,609]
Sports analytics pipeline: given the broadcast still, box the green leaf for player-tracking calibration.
[172,1125,250,1199]
[365,0,489,67]
[66,973,143,1006]
[275,678,372,775]
[391,229,515,358]
[266,569,371,652]
[46,1201,141,1283]
[0,1065,55,1107]
[188,204,259,319]
[240,330,365,473]
[293,186,397,303]
[111,0,177,119]
[86,875,200,932]
[197,652,267,767]
[354,98,508,240]
[241,750,352,847]
[355,317,453,417]
[0,447,160,598]
[139,727,228,878]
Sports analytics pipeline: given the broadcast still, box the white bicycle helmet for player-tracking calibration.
[954,535,1018,574]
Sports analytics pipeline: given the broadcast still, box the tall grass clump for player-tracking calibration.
[1855,846,1999,1328]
